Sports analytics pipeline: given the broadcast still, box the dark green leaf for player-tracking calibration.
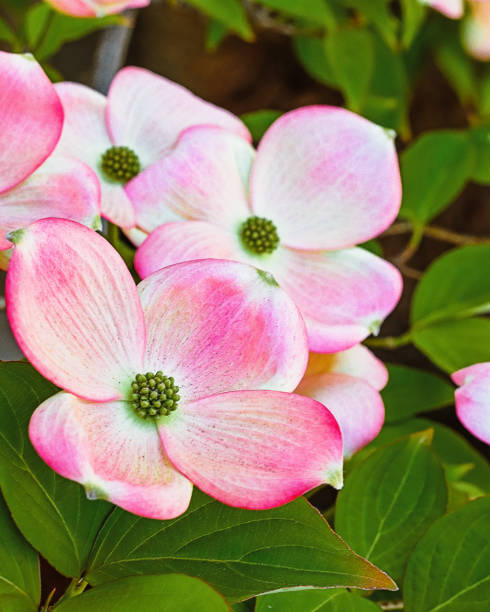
[0,362,111,578]
[341,0,397,48]
[400,131,474,226]
[256,588,381,611]
[185,0,253,41]
[86,489,396,603]
[0,18,18,47]
[404,496,490,611]
[205,19,229,52]
[0,495,39,612]
[381,364,454,422]
[400,0,426,48]
[241,110,282,143]
[293,36,338,87]
[479,68,490,117]
[56,574,229,611]
[336,430,447,584]
[360,239,383,256]
[469,125,490,184]
[435,37,477,107]
[255,0,336,26]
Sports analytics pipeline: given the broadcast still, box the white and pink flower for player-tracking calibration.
[45,0,150,18]
[452,363,490,445]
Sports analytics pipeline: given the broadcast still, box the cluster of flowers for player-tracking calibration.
[1,50,488,521]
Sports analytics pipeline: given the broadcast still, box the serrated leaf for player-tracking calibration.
[0,495,39,612]
[293,35,338,87]
[255,588,381,611]
[86,489,396,603]
[186,0,253,41]
[381,364,454,422]
[0,362,111,578]
[404,496,490,611]
[240,109,282,143]
[336,431,447,584]
[55,574,229,611]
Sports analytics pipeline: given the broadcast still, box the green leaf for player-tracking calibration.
[205,19,229,52]
[255,0,336,26]
[341,0,397,48]
[381,364,454,422]
[185,0,253,41]
[293,35,338,87]
[435,37,477,107]
[400,130,474,226]
[404,496,490,612]
[241,109,282,142]
[86,489,396,603]
[0,495,39,612]
[325,27,374,112]
[360,239,383,256]
[469,125,490,185]
[56,574,229,611]
[256,588,381,611]
[0,18,18,47]
[479,68,490,117]
[400,0,426,48]
[412,317,490,373]
[336,430,447,584]
[0,362,111,578]
[411,245,490,326]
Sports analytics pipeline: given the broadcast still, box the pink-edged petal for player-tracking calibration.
[138,259,308,398]
[107,67,251,168]
[6,219,145,401]
[30,392,192,519]
[99,181,136,228]
[421,0,464,19]
[46,0,149,18]
[0,52,63,194]
[0,156,100,249]
[250,106,401,250]
[123,226,148,247]
[271,246,403,353]
[296,372,385,457]
[452,362,490,445]
[127,126,254,234]
[306,345,388,391]
[159,390,343,509]
[451,362,490,386]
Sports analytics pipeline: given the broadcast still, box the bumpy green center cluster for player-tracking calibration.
[240,216,280,255]
[100,146,141,183]
[130,372,180,419]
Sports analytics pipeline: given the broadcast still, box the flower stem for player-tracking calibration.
[364,331,412,349]
[51,577,88,609]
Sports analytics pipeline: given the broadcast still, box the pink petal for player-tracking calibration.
[159,390,343,509]
[452,362,490,445]
[270,246,403,353]
[463,2,490,61]
[306,345,388,391]
[0,52,63,194]
[30,392,192,519]
[138,259,308,398]
[107,67,251,168]
[45,0,149,18]
[123,227,148,247]
[422,0,464,19]
[296,372,385,457]
[250,106,401,250]
[6,219,145,401]
[127,126,253,233]
[0,156,100,250]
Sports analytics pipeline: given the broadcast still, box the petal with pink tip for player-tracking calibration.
[250,106,401,250]
[296,372,385,457]
[422,0,464,19]
[271,246,403,353]
[452,362,490,445]
[138,259,308,398]
[107,67,250,168]
[123,226,149,247]
[160,390,343,509]
[29,392,192,519]
[127,126,254,233]
[306,345,388,391]
[0,52,63,194]
[6,219,145,401]
[463,2,490,61]
[46,0,149,18]
[0,156,100,250]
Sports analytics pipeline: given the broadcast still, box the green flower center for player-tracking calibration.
[129,372,180,419]
[100,146,141,183]
[240,216,280,255]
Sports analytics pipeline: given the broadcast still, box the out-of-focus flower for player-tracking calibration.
[45,0,150,18]
[463,1,490,60]
[132,108,403,354]
[7,218,344,519]
[0,52,100,269]
[296,346,387,458]
[52,67,250,227]
[421,0,464,19]
[452,363,490,445]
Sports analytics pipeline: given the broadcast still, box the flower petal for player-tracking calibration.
[0,156,100,250]
[127,126,253,233]
[159,390,343,509]
[138,259,308,398]
[107,67,251,168]
[0,52,63,193]
[452,362,490,445]
[296,373,385,457]
[463,2,490,61]
[99,181,136,228]
[271,246,403,353]
[6,219,145,401]
[250,106,401,250]
[305,345,388,391]
[46,0,150,18]
[30,392,192,519]
[422,0,464,19]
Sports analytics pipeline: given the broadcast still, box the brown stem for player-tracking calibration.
[423,225,490,245]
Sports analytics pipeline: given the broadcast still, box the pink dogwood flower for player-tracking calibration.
[52,67,250,228]
[7,218,344,519]
[463,1,490,60]
[421,0,465,18]
[132,109,403,353]
[45,0,150,18]
[0,52,100,269]
[296,346,387,458]
[452,363,490,445]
